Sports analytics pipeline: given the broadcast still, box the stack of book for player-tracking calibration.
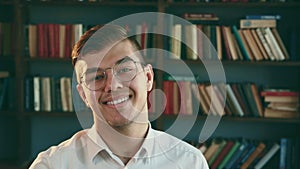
[261,89,299,118]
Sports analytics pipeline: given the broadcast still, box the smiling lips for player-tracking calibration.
[104,96,131,105]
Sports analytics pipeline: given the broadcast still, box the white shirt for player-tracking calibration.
[29,124,209,169]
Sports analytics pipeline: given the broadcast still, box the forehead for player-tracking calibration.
[82,40,139,70]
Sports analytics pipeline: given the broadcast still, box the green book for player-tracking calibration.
[218,140,241,169]
[208,139,227,165]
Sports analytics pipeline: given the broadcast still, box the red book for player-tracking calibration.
[43,24,49,57]
[261,90,299,97]
[54,24,60,57]
[163,81,174,115]
[48,24,55,58]
[221,26,232,60]
[37,24,44,57]
[64,24,72,58]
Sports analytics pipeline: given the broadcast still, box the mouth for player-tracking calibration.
[102,95,131,106]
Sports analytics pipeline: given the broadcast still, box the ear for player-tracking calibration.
[144,64,154,91]
[77,84,90,107]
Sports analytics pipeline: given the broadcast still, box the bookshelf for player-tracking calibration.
[0,0,299,168]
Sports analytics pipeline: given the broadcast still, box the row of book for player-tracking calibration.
[169,18,289,61]
[0,22,14,57]
[26,24,84,59]
[160,78,299,118]
[193,137,299,169]
[24,76,73,112]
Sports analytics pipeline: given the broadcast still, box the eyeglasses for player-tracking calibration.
[80,57,145,91]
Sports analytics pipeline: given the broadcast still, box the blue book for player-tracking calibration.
[280,138,288,169]
[245,15,281,20]
[224,139,249,169]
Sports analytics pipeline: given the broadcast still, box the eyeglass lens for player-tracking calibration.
[82,59,138,90]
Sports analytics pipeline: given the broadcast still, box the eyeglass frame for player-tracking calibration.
[79,56,146,91]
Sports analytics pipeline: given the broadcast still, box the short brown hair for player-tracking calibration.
[72,24,144,67]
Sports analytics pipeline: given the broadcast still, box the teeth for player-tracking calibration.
[106,96,129,105]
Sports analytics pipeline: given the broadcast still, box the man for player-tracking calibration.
[30,24,209,169]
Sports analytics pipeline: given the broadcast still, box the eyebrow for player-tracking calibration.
[84,56,134,74]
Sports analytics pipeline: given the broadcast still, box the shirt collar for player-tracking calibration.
[86,122,155,163]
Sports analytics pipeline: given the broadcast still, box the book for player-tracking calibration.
[224,139,249,169]
[250,83,264,117]
[28,24,37,58]
[280,138,288,169]
[254,143,280,169]
[240,19,276,29]
[210,140,235,169]
[242,83,260,117]
[184,24,198,60]
[264,95,299,103]
[271,28,289,60]
[24,77,34,111]
[245,15,281,20]
[242,29,264,61]
[264,108,299,118]
[263,27,285,61]
[261,90,299,97]
[221,26,232,60]
[250,29,268,60]
[208,139,227,165]
[226,84,244,116]
[225,26,239,60]
[41,77,51,112]
[267,102,299,111]
[256,28,276,60]
[230,83,250,116]
[233,141,257,168]
[232,25,250,60]
[218,140,241,169]
[171,24,182,59]
[0,77,9,110]
[240,142,266,169]
[33,76,41,111]
[204,138,223,161]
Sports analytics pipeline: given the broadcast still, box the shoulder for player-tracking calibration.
[151,129,209,168]
[29,129,89,169]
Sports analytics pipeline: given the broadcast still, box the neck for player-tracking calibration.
[95,120,149,162]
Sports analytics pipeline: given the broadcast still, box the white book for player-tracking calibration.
[263,27,285,61]
[33,76,40,112]
[60,77,68,112]
[254,143,280,169]
[73,24,83,46]
[256,28,275,61]
[171,24,182,59]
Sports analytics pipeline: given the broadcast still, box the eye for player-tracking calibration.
[118,67,133,74]
[94,74,105,81]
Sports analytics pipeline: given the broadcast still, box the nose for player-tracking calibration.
[103,69,123,92]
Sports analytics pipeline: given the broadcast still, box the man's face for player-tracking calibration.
[77,40,154,127]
